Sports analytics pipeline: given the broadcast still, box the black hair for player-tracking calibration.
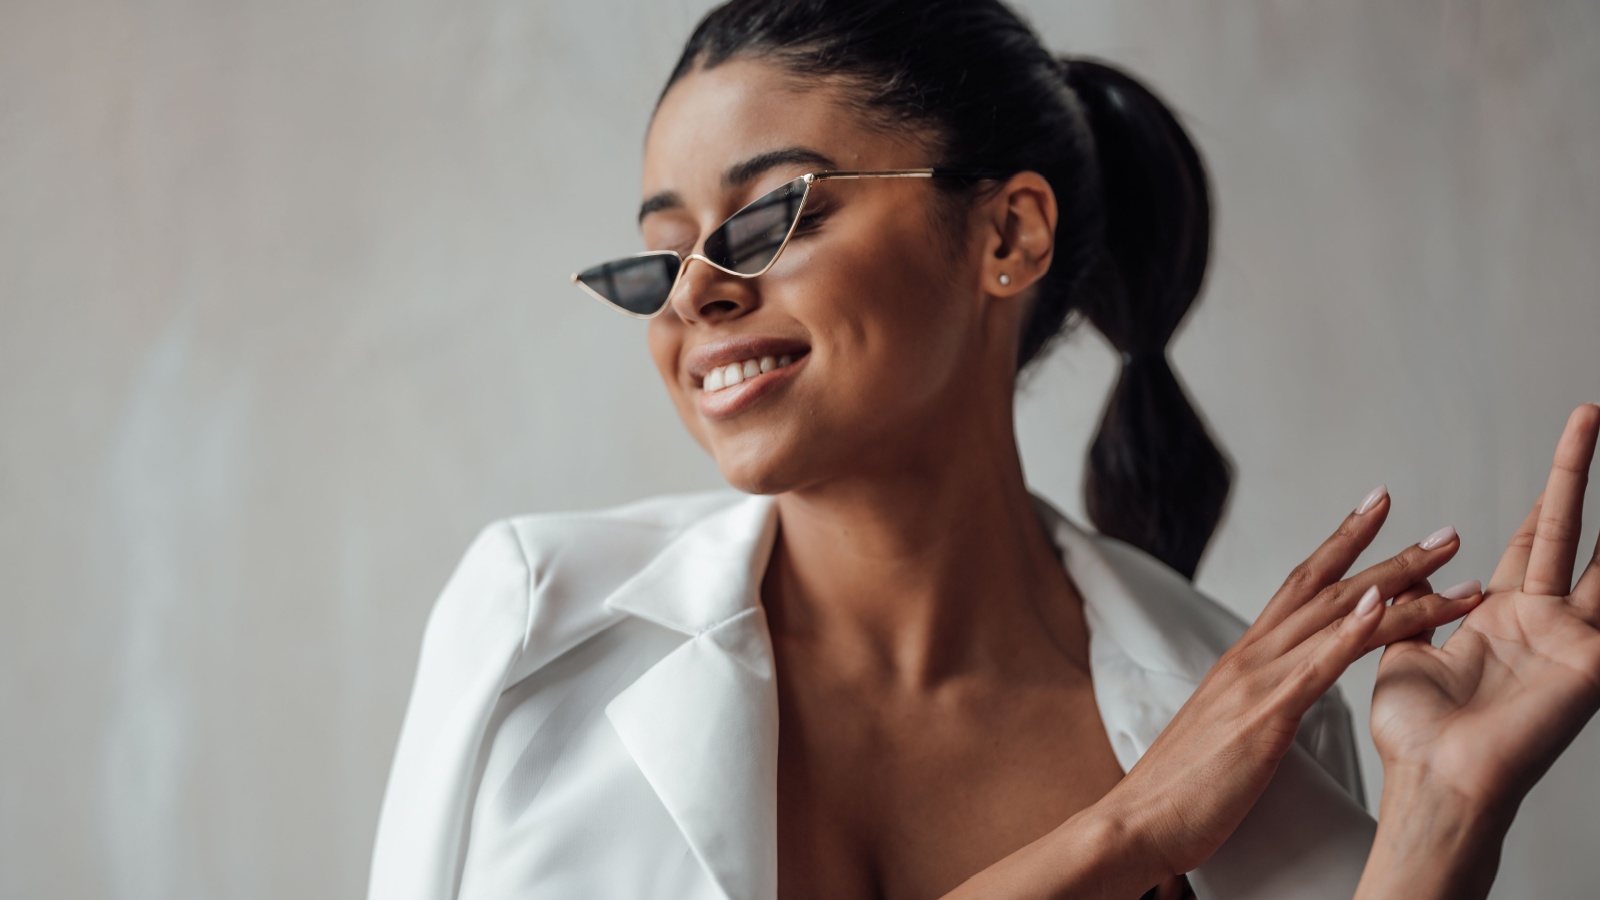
[659,0,1233,580]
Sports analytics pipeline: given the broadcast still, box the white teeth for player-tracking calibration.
[700,352,803,394]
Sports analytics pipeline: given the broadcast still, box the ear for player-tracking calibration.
[977,171,1058,300]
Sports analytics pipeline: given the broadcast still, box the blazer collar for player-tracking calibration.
[602,492,779,636]
[596,488,1220,666]
[597,489,1227,900]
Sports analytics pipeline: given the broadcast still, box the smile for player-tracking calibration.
[701,354,799,393]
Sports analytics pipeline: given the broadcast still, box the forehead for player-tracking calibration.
[641,56,913,205]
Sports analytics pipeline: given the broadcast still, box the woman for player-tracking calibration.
[368,1,1600,897]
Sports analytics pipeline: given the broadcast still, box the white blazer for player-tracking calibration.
[368,489,1376,900]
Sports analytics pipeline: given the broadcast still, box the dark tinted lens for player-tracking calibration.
[574,252,681,315]
[703,177,808,275]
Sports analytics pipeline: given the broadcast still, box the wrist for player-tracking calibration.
[1356,764,1515,900]
[1377,760,1517,835]
[1039,792,1172,899]
[939,795,1169,900]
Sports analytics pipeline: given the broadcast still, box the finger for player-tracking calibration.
[1572,506,1600,617]
[1487,491,1544,594]
[1524,403,1600,597]
[1265,525,1461,656]
[1273,585,1386,713]
[1362,580,1481,650]
[1390,578,1434,606]
[1389,580,1437,644]
[1254,484,1390,634]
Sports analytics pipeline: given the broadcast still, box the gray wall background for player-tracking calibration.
[3,1,1597,897]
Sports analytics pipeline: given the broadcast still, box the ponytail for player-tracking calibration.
[1061,59,1233,580]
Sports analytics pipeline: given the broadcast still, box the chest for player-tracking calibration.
[773,664,1129,900]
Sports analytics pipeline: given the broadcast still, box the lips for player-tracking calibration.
[685,335,811,421]
[685,336,811,388]
[701,352,800,393]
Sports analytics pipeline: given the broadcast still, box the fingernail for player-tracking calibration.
[1355,585,1383,616]
[1420,525,1457,550]
[1439,579,1481,600]
[1355,483,1388,515]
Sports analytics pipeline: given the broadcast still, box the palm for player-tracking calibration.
[1370,405,1600,814]
[1373,589,1600,808]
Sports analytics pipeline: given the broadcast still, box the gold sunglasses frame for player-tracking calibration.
[569,168,1005,319]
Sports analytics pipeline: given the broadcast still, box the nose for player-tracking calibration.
[667,256,755,324]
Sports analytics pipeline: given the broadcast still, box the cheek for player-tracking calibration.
[808,228,974,410]
[646,317,677,385]
[647,317,709,448]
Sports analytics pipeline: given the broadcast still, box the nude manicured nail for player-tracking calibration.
[1355,585,1382,616]
[1355,483,1388,515]
[1419,525,1457,550]
[1439,579,1481,600]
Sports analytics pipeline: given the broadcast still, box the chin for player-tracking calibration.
[708,435,808,496]
[713,456,794,497]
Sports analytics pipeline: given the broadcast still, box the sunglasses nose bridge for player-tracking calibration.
[665,252,761,323]
[684,252,750,280]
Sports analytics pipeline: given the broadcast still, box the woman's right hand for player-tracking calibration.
[945,488,1485,900]
[1091,485,1486,889]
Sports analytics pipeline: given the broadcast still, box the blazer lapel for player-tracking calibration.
[602,493,782,900]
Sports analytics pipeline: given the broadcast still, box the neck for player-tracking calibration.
[762,414,1088,689]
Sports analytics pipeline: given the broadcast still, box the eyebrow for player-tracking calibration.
[637,146,838,225]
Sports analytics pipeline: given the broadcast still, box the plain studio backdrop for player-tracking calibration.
[2,1,1597,897]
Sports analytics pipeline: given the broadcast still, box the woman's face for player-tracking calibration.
[641,57,1028,494]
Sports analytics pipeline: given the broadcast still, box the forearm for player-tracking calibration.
[1355,767,1512,900]
[940,802,1166,900]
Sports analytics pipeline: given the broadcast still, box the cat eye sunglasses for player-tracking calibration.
[570,168,1006,318]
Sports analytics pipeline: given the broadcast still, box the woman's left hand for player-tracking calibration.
[1365,403,1600,887]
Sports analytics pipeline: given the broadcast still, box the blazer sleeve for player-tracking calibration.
[368,519,534,900]
[1297,683,1368,810]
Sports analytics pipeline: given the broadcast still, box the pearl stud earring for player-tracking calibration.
[998,273,1011,286]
